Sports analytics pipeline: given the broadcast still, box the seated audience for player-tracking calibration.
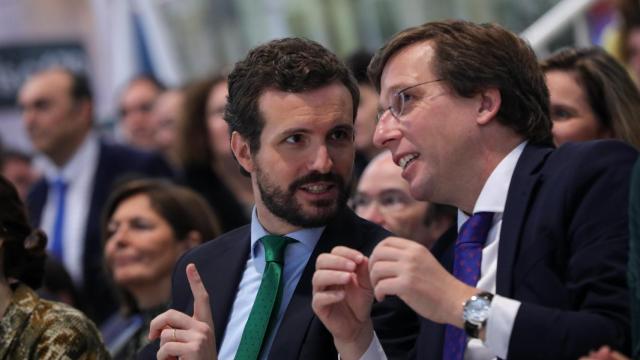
[151,88,185,169]
[178,73,252,231]
[100,179,221,359]
[0,147,38,201]
[541,46,640,148]
[346,50,382,179]
[19,67,175,324]
[353,151,455,249]
[617,0,640,87]
[0,174,108,359]
[117,74,165,150]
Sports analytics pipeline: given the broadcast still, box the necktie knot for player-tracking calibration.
[261,235,293,264]
[51,177,68,192]
[458,212,494,246]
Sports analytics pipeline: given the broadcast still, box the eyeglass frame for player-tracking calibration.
[350,189,421,215]
[377,78,444,122]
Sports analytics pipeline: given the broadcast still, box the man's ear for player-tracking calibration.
[476,88,501,126]
[231,131,254,173]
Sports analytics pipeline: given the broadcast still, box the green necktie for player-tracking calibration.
[235,235,293,360]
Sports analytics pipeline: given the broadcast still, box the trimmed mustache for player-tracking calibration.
[289,171,345,192]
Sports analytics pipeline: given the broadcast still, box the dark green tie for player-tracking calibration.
[235,235,293,360]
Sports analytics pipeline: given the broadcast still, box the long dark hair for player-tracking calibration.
[0,175,47,289]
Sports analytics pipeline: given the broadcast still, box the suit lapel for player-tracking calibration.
[268,209,364,359]
[26,179,48,227]
[204,232,251,347]
[496,143,552,296]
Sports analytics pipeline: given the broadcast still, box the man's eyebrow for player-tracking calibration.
[279,127,311,137]
[331,124,354,132]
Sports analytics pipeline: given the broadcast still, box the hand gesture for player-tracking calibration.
[579,346,629,360]
[311,246,375,359]
[369,237,476,327]
[149,263,217,360]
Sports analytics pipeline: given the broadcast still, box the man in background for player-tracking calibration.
[117,74,164,150]
[19,67,174,324]
[353,151,455,249]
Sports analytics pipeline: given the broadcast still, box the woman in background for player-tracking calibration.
[178,73,252,232]
[0,175,108,359]
[100,179,221,359]
[541,46,640,148]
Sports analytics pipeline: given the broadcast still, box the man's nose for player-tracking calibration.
[309,144,334,173]
[373,114,402,149]
[358,202,386,226]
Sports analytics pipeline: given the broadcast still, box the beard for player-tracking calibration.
[256,166,350,228]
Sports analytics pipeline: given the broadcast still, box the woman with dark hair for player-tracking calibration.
[541,46,640,148]
[100,179,221,359]
[0,175,108,359]
[177,73,252,232]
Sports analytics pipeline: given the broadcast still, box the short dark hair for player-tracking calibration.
[541,46,640,149]
[69,70,92,103]
[101,179,222,248]
[101,178,222,313]
[0,175,47,289]
[225,37,360,154]
[368,20,552,145]
[346,50,374,85]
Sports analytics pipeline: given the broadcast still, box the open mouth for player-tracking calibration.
[299,182,336,194]
[399,153,419,169]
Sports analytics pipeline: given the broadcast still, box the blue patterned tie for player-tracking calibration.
[50,177,68,261]
[442,212,494,360]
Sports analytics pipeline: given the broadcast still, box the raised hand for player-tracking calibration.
[579,346,630,360]
[369,237,476,328]
[311,246,375,359]
[149,263,217,360]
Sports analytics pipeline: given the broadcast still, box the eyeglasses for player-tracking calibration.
[377,79,444,122]
[351,190,417,214]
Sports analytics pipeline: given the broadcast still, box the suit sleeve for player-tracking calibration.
[507,142,636,359]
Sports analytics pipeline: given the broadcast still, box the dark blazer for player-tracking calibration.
[27,140,175,324]
[414,140,637,360]
[140,208,418,359]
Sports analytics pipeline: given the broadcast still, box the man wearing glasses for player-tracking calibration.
[353,151,455,250]
[313,20,636,359]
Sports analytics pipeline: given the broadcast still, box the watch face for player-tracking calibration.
[463,296,491,325]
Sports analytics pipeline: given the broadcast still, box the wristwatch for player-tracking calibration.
[462,291,494,338]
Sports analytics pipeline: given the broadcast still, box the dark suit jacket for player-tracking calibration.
[27,140,175,324]
[140,208,418,359]
[414,140,636,360]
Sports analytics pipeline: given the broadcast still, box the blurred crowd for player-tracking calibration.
[0,1,640,359]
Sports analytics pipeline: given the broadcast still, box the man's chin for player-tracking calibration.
[288,202,341,227]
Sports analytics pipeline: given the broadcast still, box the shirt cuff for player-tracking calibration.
[357,333,387,360]
[484,294,521,359]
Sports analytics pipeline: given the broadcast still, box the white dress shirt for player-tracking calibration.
[35,132,99,285]
[360,141,527,360]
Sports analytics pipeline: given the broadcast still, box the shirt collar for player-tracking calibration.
[458,141,527,229]
[249,207,324,259]
[34,132,99,183]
